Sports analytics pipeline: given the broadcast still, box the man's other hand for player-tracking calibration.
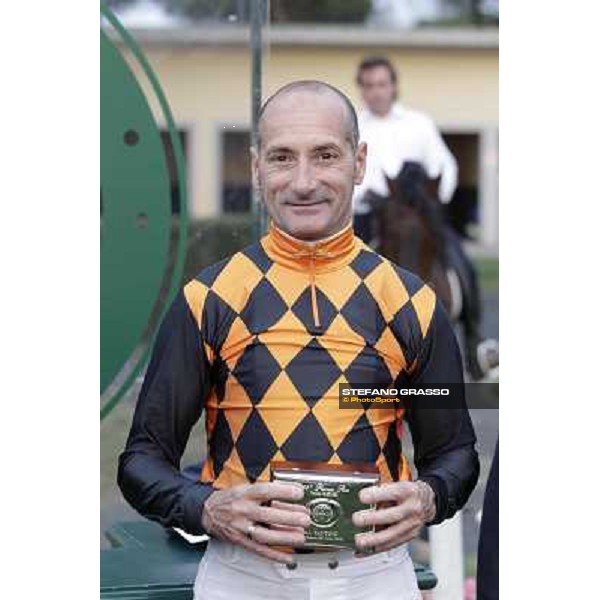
[352,481,436,555]
[201,482,311,565]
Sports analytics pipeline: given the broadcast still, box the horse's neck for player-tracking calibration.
[379,202,451,305]
[382,205,430,271]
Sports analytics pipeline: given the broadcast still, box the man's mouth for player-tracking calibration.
[285,200,328,206]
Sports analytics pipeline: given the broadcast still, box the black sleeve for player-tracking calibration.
[403,299,480,524]
[117,291,215,535]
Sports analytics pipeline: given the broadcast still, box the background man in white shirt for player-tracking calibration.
[352,56,458,244]
[353,57,497,379]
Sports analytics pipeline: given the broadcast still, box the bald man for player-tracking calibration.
[118,80,479,599]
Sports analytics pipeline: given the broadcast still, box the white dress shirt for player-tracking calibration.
[353,102,458,214]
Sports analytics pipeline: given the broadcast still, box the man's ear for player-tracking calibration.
[250,146,260,191]
[353,141,367,185]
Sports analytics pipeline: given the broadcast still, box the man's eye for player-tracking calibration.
[268,154,290,163]
[319,152,337,161]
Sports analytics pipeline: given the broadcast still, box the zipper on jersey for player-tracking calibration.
[308,253,320,328]
[297,245,334,333]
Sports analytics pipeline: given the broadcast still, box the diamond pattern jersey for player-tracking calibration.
[184,224,438,488]
[118,222,479,535]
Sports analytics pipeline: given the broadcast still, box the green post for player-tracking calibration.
[251,0,269,237]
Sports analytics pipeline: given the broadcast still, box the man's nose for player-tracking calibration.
[290,158,317,197]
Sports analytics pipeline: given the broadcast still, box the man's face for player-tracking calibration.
[252,91,366,241]
[358,65,396,116]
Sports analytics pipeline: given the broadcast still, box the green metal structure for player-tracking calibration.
[100,2,188,420]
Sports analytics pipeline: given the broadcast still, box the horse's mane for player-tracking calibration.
[388,161,448,265]
[394,162,431,207]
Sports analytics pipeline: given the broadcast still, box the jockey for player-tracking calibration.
[352,56,457,244]
[118,81,480,600]
[352,56,497,378]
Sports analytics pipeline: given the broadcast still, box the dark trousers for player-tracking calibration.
[477,441,499,599]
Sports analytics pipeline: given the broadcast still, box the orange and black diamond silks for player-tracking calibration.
[118,222,479,535]
[185,223,439,488]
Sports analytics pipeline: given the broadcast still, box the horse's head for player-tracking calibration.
[369,161,450,307]
[362,190,386,214]
[385,161,441,209]
[364,162,440,216]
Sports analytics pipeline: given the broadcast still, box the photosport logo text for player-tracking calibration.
[338,383,499,410]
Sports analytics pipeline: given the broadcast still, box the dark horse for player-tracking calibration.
[367,161,497,380]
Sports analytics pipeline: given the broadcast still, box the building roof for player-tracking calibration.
[106,24,498,50]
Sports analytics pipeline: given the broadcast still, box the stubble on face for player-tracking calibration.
[253,89,365,241]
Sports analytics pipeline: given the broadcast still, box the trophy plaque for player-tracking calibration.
[270,461,380,549]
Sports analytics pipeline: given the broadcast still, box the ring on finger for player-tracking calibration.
[246,523,257,540]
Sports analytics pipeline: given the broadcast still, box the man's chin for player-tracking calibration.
[283,219,330,241]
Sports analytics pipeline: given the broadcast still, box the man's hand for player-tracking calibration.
[201,481,311,565]
[352,481,436,555]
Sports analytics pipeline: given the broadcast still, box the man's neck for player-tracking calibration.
[367,101,400,119]
[275,220,353,246]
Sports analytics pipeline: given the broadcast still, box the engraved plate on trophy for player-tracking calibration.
[270,461,380,549]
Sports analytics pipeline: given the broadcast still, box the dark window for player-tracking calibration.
[442,133,479,240]
[160,129,188,214]
[222,130,252,213]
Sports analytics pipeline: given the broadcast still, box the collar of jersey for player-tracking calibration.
[261,221,361,273]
